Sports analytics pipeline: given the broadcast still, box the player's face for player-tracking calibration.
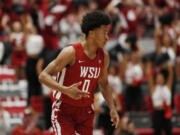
[94,25,109,48]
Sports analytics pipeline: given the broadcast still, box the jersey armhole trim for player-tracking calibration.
[66,44,78,68]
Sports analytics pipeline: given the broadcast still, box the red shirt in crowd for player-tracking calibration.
[11,125,42,135]
[10,32,26,67]
[118,6,138,34]
[37,0,73,49]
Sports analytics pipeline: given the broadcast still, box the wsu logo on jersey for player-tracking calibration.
[80,66,101,79]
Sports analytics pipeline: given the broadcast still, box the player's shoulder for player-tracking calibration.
[55,45,76,66]
[62,43,81,53]
[61,45,75,56]
[101,48,109,58]
[100,48,109,66]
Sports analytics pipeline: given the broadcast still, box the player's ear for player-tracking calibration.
[88,30,95,38]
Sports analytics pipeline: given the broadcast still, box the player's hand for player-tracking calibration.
[64,81,90,100]
[110,109,119,128]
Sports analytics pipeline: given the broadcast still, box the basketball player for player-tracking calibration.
[39,11,119,135]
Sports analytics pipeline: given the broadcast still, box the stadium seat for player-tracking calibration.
[0,96,27,127]
[0,65,16,82]
[136,128,180,135]
[136,128,153,135]
[127,111,152,128]
[0,96,27,114]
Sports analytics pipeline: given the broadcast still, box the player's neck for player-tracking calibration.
[82,40,98,59]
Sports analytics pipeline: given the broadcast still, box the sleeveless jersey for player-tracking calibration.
[53,43,104,107]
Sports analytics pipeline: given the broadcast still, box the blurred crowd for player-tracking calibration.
[0,0,180,135]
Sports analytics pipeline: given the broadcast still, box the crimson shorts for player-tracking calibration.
[51,100,95,135]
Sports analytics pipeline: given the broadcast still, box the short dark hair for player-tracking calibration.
[81,11,111,37]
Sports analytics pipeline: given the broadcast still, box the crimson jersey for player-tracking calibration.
[53,43,104,107]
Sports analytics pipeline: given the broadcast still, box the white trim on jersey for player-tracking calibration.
[59,68,66,85]
[51,109,57,134]
[53,72,61,98]
[56,68,66,99]
[51,100,62,135]
[53,91,57,99]
[75,131,80,135]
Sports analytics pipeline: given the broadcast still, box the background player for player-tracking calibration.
[39,11,119,135]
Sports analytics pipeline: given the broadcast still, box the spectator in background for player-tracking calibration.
[10,21,26,80]
[75,1,89,24]
[11,107,42,135]
[146,62,173,135]
[88,0,99,11]
[2,17,26,80]
[59,12,82,48]
[127,120,138,135]
[38,0,73,49]
[140,0,156,37]
[0,103,11,135]
[106,0,144,38]
[114,116,129,135]
[154,22,177,107]
[122,51,144,111]
[155,28,176,66]
[108,64,122,96]
[108,64,124,114]
[114,116,138,135]
[24,23,44,105]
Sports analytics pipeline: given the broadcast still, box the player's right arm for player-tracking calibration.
[39,46,89,100]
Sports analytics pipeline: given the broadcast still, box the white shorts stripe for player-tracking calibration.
[52,110,57,135]
[55,119,61,135]
[51,100,62,135]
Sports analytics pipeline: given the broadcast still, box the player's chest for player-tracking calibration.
[71,58,103,80]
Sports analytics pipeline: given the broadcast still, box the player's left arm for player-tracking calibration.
[98,50,119,128]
